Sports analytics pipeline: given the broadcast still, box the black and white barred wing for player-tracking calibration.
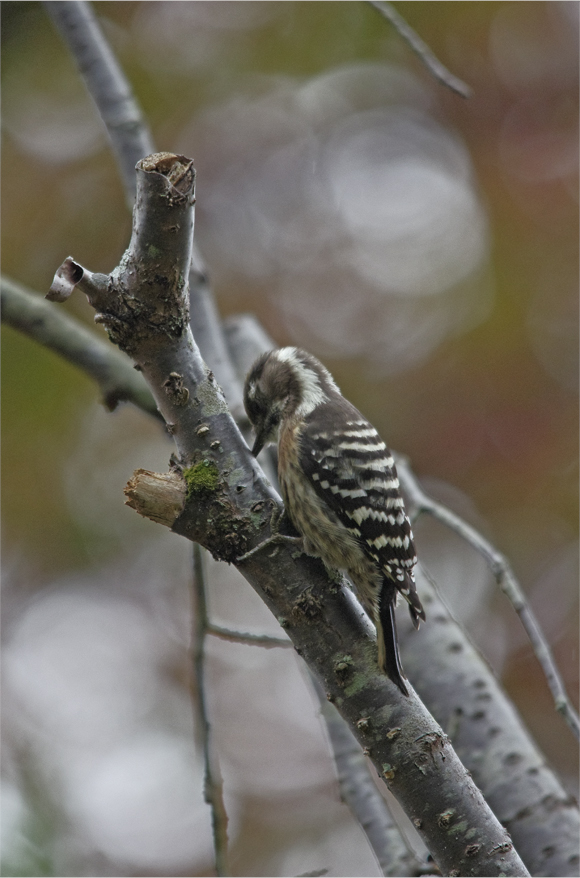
[300,402,424,623]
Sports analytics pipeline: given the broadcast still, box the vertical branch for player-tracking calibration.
[191,544,230,877]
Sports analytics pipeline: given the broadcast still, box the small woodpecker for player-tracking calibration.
[243,346,424,696]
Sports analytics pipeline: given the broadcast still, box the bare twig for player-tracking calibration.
[191,544,230,877]
[368,1,472,99]
[44,0,154,205]
[207,623,293,649]
[1,274,160,419]
[396,456,580,742]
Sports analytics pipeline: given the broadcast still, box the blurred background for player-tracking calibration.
[2,2,578,875]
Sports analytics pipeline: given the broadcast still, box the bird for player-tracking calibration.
[243,346,424,696]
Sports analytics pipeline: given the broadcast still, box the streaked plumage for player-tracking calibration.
[243,347,424,695]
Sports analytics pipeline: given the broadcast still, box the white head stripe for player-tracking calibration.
[273,348,331,418]
[275,348,340,393]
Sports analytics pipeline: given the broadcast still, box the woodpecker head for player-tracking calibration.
[244,347,340,456]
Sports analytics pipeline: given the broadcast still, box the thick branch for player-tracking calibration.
[312,676,425,878]
[399,570,580,878]
[44,0,243,422]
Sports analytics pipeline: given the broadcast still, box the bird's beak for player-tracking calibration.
[251,431,266,457]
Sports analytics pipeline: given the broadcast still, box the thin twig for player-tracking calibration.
[44,0,154,205]
[396,455,580,741]
[368,1,472,99]
[1,275,161,419]
[191,545,230,877]
[207,623,293,649]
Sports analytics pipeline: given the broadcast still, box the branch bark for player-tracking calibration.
[312,675,426,878]
[399,570,580,878]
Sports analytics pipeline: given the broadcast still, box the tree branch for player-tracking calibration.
[1,274,160,418]
[399,568,580,878]
[44,0,245,423]
[207,623,292,650]
[311,675,426,878]
[368,1,472,98]
[396,456,580,743]
[44,0,154,206]
[191,544,230,877]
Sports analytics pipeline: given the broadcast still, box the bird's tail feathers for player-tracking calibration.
[401,572,426,630]
[377,582,409,696]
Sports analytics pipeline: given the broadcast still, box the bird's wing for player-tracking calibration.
[299,399,424,622]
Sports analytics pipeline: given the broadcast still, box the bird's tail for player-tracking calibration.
[376,582,409,696]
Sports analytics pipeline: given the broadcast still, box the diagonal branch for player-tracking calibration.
[311,675,426,878]
[396,456,580,742]
[368,1,472,98]
[1,274,160,419]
